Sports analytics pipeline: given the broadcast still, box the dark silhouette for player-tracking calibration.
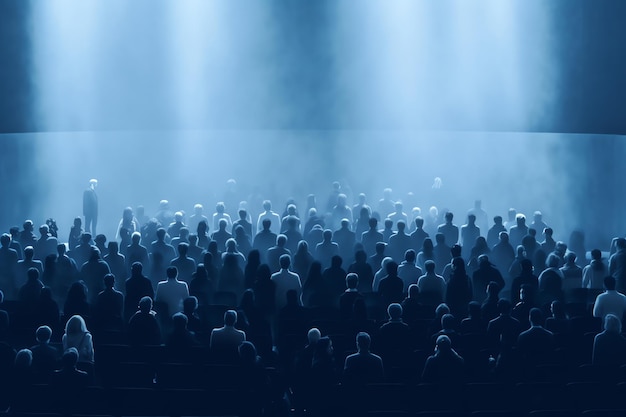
[83,179,98,235]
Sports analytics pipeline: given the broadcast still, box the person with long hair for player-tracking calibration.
[446,257,473,319]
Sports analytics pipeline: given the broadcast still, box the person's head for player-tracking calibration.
[103,273,115,289]
[467,214,476,225]
[387,303,403,320]
[346,273,359,290]
[435,303,450,318]
[385,260,398,276]
[36,325,52,344]
[262,218,271,231]
[546,253,560,269]
[15,349,33,368]
[368,217,378,229]
[450,244,462,258]
[354,249,367,263]
[0,233,10,248]
[62,347,79,369]
[218,219,227,231]
[166,266,178,280]
[529,308,543,327]
[441,313,456,330]
[415,216,424,228]
[423,260,435,274]
[331,255,343,268]
[544,227,554,238]
[276,234,287,247]
[397,220,406,233]
[565,252,577,265]
[445,211,454,223]
[451,257,466,274]
[604,314,622,334]
[340,219,350,230]
[375,242,386,255]
[225,239,236,252]
[485,282,500,299]
[408,284,419,299]
[215,202,225,214]
[423,238,434,252]
[39,224,49,237]
[194,204,203,215]
[499,231,510,244]
[24,246,34,260]
[604,276,617,291]
[197,220,208,234]
[550,300,566,319]
[356,332,371,352]
[404,249,416,264]
[307,327,321,345]
[279,254,291,270]
[262,200,272,212]
[516,214,526,226]
[138,296,153,313]
[435,233,445,245]
[23,220,34,232]
[435,335,452,353]
[123,207,134,222]
[172,312,188,330]
[478,254,491,268]
[68,281,88,301]
[27,267,40,282]
[224,310,237,327]
[337,194,347,206]
[384,219,393,230]
[515,245,526,258]
[520,258,533,274]
[529,228,537,238]
[131,232,141,245]
[591,249,602,261]
[616,238,626,250]
[497,299,512,315]
[131,261,144,277]
[65,315,88,335]
[238,341,258,364]
[183,296,198,315]
[493,215,503,225]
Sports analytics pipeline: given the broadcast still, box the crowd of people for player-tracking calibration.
[0,183,625,416]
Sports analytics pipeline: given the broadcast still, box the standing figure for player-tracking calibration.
[83,179,98,236]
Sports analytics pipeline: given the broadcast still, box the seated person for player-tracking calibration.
[421,335,465,383]
[343,332,385,386]
[51,347,89,387]
[375,303,411,358]
[516,308,555,366]
[592,313,626,367]
[210,310,246,360]
[165,312,198,353]
[339,273,364,320]
[30,325,59,382]
[128,296,162,346]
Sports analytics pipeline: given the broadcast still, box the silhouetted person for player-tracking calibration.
[68,217,83,252]
[152,227,176,265]
[104,241,125,290]
[472,255,505,302]
[303,208,325,238]
[540,227,556,256]
[218,253,245,303]
[446,257,473,319]
[17,246,43,287]
[116,206,138,241]
[388,202,408,231]
[343,332,384,386]
[347,250,374,293]
[293,241,314,285]
[481,281,501,323]
[257,200,281,235]
[155,200,174,230]
[253,264,275,316]
[323,255,347,304]
[509,214,529,248]
[302,261,331,308]
[0,233,19,298]
[354,206,371,242]
[593,276,626,322]
[35,224,58,261]
[283,217,303,255]
[93,274,124,331]
[187,204,208,237]
[267,234,291,273]
[128,296,161,346]
[467,236,490,274]
[560,252,582,290]
[272,255,302,312]
[378,261,404,306]
[397,249,422,293]
[422,334,465,383]
[512,285,537,329]
[433,233,451,275]
[491,231,515,278]
[51,348,89,387]
[609,237,626,293]
[339,273,364,320]
[212,202,232,232]
[211,219,233,253]
[418,260,446,305]
[83,179,98,235]
[487,215,506,249]
[0,291,9,342]
[156,266,189,315]
[170,226,190,254]
[333,219,356,264]
[233,208,253,239]
[582,249,607,290]
[438,211,459,247]
[388,220,412,264]
[253,219,278,264]
[538,253,564,304]
[62,315,94,368]
[522,228,540,261]
[381,218,394,244]
[80,247,111,304]
[315,230,339,270]
[126,232,150,275]
[171,242,196,284]
[378,188,395,219]
[30,325,59,383]
[166,312,198,352]
[124,262,154,323]
[516,308,555,366]
[511,259,538,306]
[63,281,90,321]
[361,217,383,256]
[417,237,436,271]
[592,314,626,367]
[210,310,246,359]
[487,299,522,348]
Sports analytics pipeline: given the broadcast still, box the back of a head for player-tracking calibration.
[435,303,450,317]
[65,315,87,335]
[435,233,445,245]
[436,335,452,352]
[356,332,371,351]
[441,313,456,330]
[36,325,52,343]
[238,341,257,364]
[62,347,79,369]
[368,217,378,228]
[384,219,393,229]
[499,232,509,243]
[375,242,386,254]
[487,281,500,297]
[591,249,602,261]
[617,238,626,250]
[307,327,321,344]
[24,246,34,259]
[166,266,178,280]
[224,310,237,326]
[397,221,406,232]
[494,215,503,225]
[323,229,333,241]
[346,272,359,289]
[546,253,560,268]
[218,219,227,230]
[355,249,367,263]
[450,244,462,258]
[172,312,188,330]
[263,200,272,211]
[424,260,436,273]
[604,314,622,334]
[405,249,416,263]
[604,275,617,291]
[131,232,141,244]
[262,218,271,230]
[15,349,33,368]
[131,261,143,275]
[238,209,247,220]
[385,260,398,275]
[387,303,403,320]
[497,299,512,315]
[277,234,287,247]
[27,267,40,281]
[445,212,454,222]
[279,254,291,269]
[103,273,115,288]
[1,233,11,247]
[331,255,342,268]
[529,308,543,326]
[156,228,166,240]
[139,296,153,312]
